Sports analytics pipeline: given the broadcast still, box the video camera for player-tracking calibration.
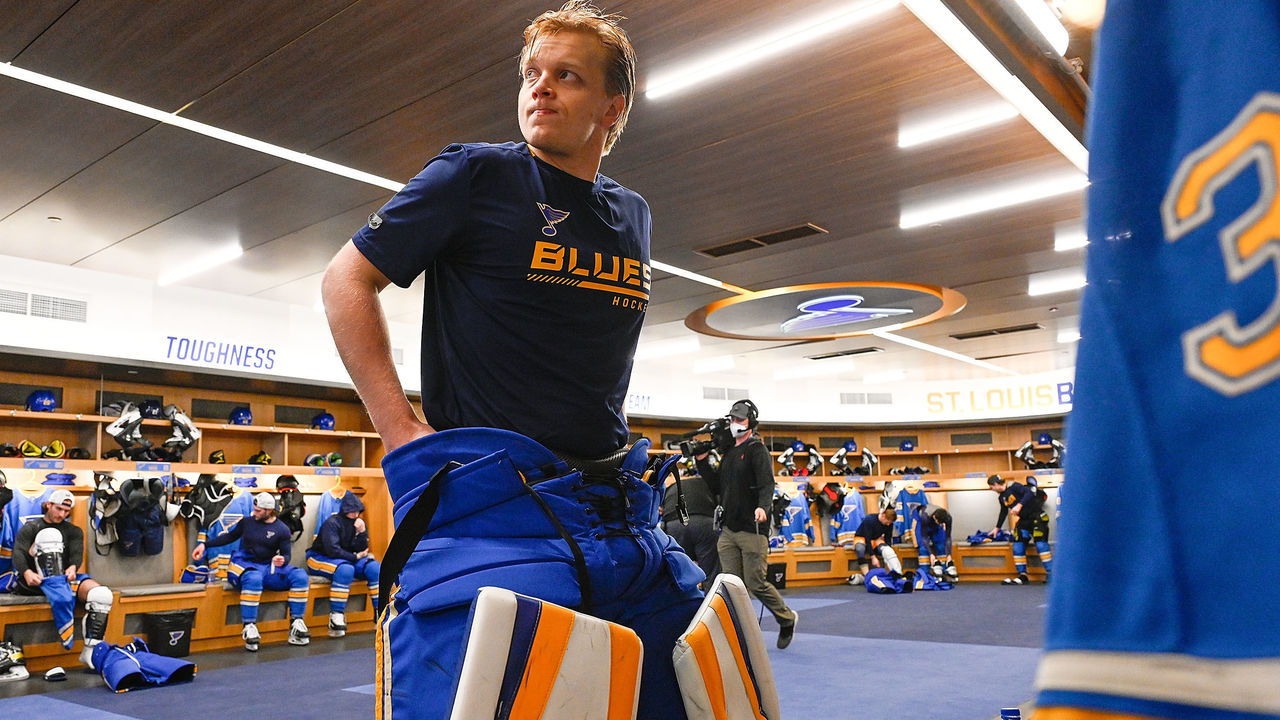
[676,416,735,457]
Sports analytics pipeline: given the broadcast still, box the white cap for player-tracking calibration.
[253,492,276,511]
[48,489,75,509]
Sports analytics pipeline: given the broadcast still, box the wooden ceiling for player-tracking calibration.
[0,0,1091,389]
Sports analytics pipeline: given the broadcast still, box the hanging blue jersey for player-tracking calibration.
[352,142,652,458]
[893,487,929,541]
[1037,2,1280,717]
[0,489,52,591]
[781,494,812,546]
[831,492,867,545]
[201,491,253,580]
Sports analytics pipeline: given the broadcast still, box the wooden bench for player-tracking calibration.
[767,541,1051,587]
[0,579,376,672]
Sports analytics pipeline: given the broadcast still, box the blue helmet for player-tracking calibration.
[899,439,915,451]
[310,412,335,430]
[791,440,806,453]
[228,407,253,425]
[25,390,56,412]
[138,399,163,419]
[843,440,858,452]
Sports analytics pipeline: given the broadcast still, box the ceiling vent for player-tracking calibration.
[697,223,828,258]
[950,323,1043,341]
[806,346,884,361]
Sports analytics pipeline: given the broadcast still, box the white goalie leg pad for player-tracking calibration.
[879,545,903,576]
[449,587,644,720]
[673,574,781,720]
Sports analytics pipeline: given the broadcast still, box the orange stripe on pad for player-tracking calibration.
[508,599,576,720]
[607,624,642,720]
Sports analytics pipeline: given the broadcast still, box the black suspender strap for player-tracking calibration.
[377,461,460,614]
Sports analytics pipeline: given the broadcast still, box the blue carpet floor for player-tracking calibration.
[0,582,1046,719]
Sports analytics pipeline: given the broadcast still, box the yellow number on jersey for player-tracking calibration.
[1162,92,1280,396]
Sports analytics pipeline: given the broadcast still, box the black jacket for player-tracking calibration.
[661,474,718,522]
[696,436,774,535]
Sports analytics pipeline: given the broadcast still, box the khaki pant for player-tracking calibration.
[716,528,796,625]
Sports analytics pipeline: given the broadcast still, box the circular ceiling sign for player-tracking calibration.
[685,282,966,341]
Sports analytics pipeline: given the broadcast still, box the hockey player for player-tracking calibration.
[10,489,114,668]
[986,475,1051,584]
[306,493,380,638]
[192,492,310,651]
[914,504,957,581]
[847,507,899,585]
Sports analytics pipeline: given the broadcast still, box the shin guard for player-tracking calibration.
[672,574,780,720]
[449,586,644,720]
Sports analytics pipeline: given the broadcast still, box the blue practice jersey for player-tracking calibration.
[780,494,812,546]
[353,142,652,458]
[1036,2,1280,717]
[831,493,867,545]
[0,489,52,590]
[893,487,929,540]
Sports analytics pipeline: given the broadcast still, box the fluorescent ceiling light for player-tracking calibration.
[773,358,855,381]
[0,61,405,192]
[900,170,1088,228]
[693,355,736,374]
[649,259,749,294]
[157,244,243,286]
[1057,328,1080,343]
[0,61,767,300]
[1010,0,1070,55]
[634,335,700,361]
[1054,219,1087,251]
[1028,269,1086,296]
[902,0,1087,171]
[645,0,898,100]
[873,329,1018,375]
[898,102,1019,148]
[863,369,906,384]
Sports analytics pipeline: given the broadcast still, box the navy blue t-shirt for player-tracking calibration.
[353,142,651,458]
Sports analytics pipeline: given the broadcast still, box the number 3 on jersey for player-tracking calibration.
[1162,92,1280,397]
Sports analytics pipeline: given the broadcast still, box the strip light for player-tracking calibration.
[773,358,855,381]
[1011,0,1070,55]
[649,259,750,294]
[0,61,406,192]
[634,335,700,360]
[900,169,1088,228]
[872,329,1018,375]
[1027,269,1086,296]
[693,355,735,374]
[157,244,243,286]
[644,0,899,100]
[1054,219,1087,251]
[1057,328,1080,343]
[902,0,1087,171]
[898,101,1019,148]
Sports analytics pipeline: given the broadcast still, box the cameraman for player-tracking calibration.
[695,400,798,649]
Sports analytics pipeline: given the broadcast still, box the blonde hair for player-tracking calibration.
[520,1,637,155]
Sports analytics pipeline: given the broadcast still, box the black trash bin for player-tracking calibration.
[767,562,787,589]
[143,609,196,657]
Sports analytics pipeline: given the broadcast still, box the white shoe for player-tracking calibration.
[242,623,260,652]
[328,612,347,638]
[930,562,945,579]
[846,573,865,585]
[78,640,99,669]
[1002,574,1030,586]
[288,618,311,646]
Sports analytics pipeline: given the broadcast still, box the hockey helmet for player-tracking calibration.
[228,406,253,425]
[209,449,226,464]
[138,399,163,419]
[246,449,272,465]
[24,390,56,412]
[310,412,336,430]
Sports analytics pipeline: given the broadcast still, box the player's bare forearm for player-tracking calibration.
[323,242,435,451]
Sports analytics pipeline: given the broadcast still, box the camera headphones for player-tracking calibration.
[728,399,759,429]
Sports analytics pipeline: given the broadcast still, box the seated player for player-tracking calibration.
[305,493,381,637]
[192,492,310,650]
[846,507,899,584]
[11,489,113,667]
[915,504,957,581]
[987,474,1053,585]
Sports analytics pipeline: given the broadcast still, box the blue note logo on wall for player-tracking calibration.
[165,336,276,370]
[781,295,912,333]
[686,281,965,342]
